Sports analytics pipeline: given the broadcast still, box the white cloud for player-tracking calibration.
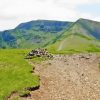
[94,17,100,22]
[0,0,100,30]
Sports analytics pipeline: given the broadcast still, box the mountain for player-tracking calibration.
[0,18,100,53]
[0,20,72,48]
[16,20,72,33]
[47,18,100,53]
[76,18,100,39]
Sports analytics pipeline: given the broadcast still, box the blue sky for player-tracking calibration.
[77,4,100,16]
[0,0,100,30]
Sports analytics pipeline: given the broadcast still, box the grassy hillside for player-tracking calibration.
[0,20,72,48]
[0,49,39,100]
[0,18,100,53]
[47,19,100,53]
[47,35,100,53]
[77,18,100,40]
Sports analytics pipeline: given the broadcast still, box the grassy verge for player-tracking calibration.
[47,45,100,55]
[0,49,40,100]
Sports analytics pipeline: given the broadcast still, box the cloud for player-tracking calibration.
[0,0,100,30]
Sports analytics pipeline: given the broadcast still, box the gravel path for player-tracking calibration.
[8,53,100,100]
[27,53,100,100]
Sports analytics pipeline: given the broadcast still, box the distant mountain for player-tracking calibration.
[0,20,72,48]
[47,18,100,53]
[0,18,100,53]
[76,18,100,39]
[16,20,72,33]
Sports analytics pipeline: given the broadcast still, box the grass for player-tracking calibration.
[19,90,30,97]
[0,49,40,100]
[47,34,100,54]
[30,57,46,63]
[0,47,99,100]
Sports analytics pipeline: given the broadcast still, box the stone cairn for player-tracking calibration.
[26,48,53,59]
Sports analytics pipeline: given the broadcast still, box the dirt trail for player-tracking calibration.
[9,53,100,100]
[25,53,100,100]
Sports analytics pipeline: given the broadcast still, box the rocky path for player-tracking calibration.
[26,53,100,100]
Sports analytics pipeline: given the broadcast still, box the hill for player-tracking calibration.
[0,18,100,53]
[47,18,100,53]
[0,20,72,48]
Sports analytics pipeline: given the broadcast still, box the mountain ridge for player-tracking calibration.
[0,18,100,52]
[46,18,100,53]
[0,20,72,48]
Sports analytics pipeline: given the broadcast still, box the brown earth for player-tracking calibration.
[9,53,100,100]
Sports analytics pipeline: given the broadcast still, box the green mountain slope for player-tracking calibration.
[47,19,100,53]
[0,20,72,48]
[0,18,100,53]
[77,18,100,40]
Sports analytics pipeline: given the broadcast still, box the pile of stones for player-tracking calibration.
[26,48,53,59]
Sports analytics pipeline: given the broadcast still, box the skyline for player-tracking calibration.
[0,0,100,31]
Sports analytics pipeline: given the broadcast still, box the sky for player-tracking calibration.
[0,0,100,31]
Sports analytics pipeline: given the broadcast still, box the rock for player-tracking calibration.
[82,73,84,76]
[79,54,90,60]
[26,48,53,59]
[26,86,40,91]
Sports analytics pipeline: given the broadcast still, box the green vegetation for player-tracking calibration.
[46,18,100,54]
[47,34,100,54]
[30,57,46,63]
[13,96,19,100]
[0,20,70,49]
[0,18,100,51]
[0,49,40,100]
[0,18,100,100]
[19,90,30,97]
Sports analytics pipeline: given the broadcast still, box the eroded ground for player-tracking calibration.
[9,53,100,100]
